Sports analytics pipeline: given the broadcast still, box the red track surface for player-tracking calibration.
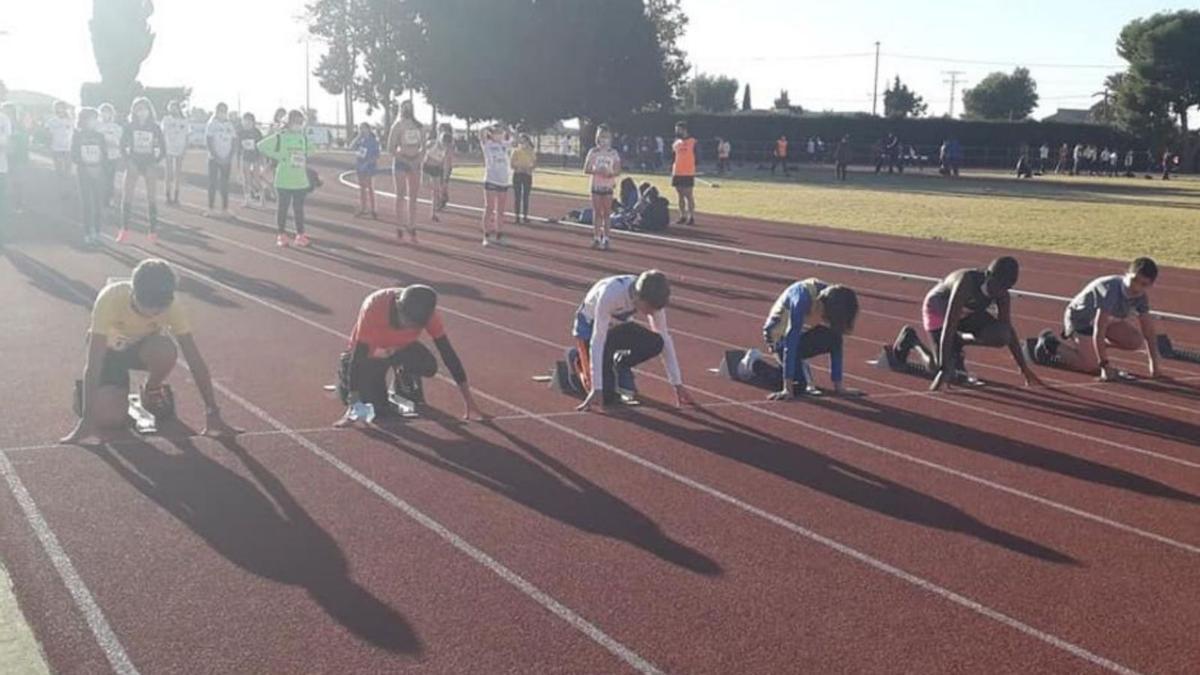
[2,158,1198,674]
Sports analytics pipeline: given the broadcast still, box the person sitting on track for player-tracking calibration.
[62,259,237,442]
[889,256,1043,391]
[572,271,695,411]
[762,279,861,400]
[335,285,483,425]
[1034,257,1162,381]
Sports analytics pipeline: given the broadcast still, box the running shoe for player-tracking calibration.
[408,228,419,244]
[590,239,601,249]
[147,232,159,245]
[675,217,687,225]
[600,238,610,251]
[140,383,176,420]
[687,217,695,226]
[482,233,491,247]
[396,228,405,242]
[293,234,311,248]
[276,234,290,247]
[115,228,130,244]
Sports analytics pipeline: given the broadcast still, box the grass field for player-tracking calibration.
[452,163,1200,269]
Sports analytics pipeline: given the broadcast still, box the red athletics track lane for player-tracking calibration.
[1,201,1131,673]
[4,164,1195,672]
[84,176,1200,662]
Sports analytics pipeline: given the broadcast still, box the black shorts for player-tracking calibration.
[591,188,614,196]
[423,165,443,179]
[929,310,1000,346]
[98,343,148,389]
[484,182,509,193]
[672,175,695,189]
[1062,312,1093,338]
[393,158,418,174]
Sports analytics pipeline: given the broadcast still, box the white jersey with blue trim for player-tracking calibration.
[577,275,683,392]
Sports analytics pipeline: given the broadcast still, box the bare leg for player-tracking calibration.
[138,335,178,389]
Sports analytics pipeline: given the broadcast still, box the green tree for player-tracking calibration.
[742,83,752,111]
[962,67,1039,120]
[883,75,927,118]
[308,0,360,134]
[1117,11,1200,135]
[410,0,668,129]
[689,73,738,113]
[646,0,690,105]
[353,0,421,130]
[88,0,156,112]
[773,89,790,110]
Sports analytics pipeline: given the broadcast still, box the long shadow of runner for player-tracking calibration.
[94,243,242,310]
[630,407,1076,564]
[89,435,421,654]
[811,395,1200,505]
[962,383,1200,449]
[3,248,99,309]
[359,417,721,577]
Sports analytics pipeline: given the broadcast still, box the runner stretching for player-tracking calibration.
[1034,257,1162,381]
[572,271,695,411]
[335,285,483,424]
[671,121,697,225]
[889,256,1043,391]
[762,279,861,399]
[161,100,189,206]
[62,259,236,442]
[386,100,424,242]
[479,124,514,247]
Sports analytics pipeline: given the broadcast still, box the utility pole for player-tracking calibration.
[942,70,966,117]
[304,37,312,116]
[871,41,881,116]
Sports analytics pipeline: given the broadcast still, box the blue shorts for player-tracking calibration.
[572,310,593,341]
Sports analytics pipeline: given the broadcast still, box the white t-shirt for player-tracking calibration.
[162,116,190,157]
[205,117,235,160]
[574,275,682,392]
[0,111,11,174]
[98,121,124,160]
[47,116,74,153]
[586,146,621,192]
[482,139,513,187]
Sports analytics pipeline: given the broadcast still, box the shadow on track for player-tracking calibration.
[358,415,722,577]
[627,407,1077,564]
[90,435,422,654]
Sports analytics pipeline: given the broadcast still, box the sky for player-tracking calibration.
[1,0,1195,124]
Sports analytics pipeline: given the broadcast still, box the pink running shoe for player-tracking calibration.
[276,234,290,247]
[293,234,311,248]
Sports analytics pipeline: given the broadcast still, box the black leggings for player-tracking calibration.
[780,325,842,386]
[208,159,230,210]
[926,310,1000,370]
[512,172,533,219]
[599,322,664,402]
[343,342,438,407]
[78,170,105,236]
[277,189,307,235]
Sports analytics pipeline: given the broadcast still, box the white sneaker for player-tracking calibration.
[737,349,763,381]
[481,235,491,247]
[600,237,610,251]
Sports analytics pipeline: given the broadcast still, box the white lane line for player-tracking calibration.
[185,216,1200,469]
[47,234,664,675]
[339,171,1200,325]
[116,232,1144,675]
[0,452,140,675]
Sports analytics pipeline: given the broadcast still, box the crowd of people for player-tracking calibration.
[1014,142,1183,180]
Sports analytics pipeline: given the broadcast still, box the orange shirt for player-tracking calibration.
[672,137,696,176]
[348,289,446,357]
[775,139,788,158]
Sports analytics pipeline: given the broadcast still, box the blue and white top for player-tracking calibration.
[572,275,683,393]
[762,278,842,383]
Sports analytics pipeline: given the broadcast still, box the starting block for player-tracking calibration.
[1022,337,1137,381]
[712,349,829,396]
[73,379,163,434]
[868,346,984,387]
[1157,334,1200,364]
[539,347,639,405]
[322,384,419,419]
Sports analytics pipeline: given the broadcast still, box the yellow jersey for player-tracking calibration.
[89,280,191,351]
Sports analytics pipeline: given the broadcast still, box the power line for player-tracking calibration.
[942,71,966,118]
[888,53,1122,69]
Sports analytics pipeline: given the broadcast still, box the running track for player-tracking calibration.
[1,157,1198,674]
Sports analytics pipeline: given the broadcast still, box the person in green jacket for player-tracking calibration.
[257,109,312,248]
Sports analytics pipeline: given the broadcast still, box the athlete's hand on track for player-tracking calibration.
[576,390,600,412]
[60,419,95,444]
[674,385,696,408]
[929,368,951,392]
[1022,369,1046,388]
[462,400,488,421]
[202,410,241,437]
[333,406,359,428]
[767,388,794,401]
[1098,366,1116,383]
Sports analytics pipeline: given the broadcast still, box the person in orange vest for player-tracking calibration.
[671,121,697,225]
[771,134,789,176]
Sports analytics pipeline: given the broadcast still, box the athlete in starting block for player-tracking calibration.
[890,256,1043,391]
[760,278,862,399]
[1031,257,1163,381]
[571,271,695,411]
[335,285,483,425]
[62,259,238,442]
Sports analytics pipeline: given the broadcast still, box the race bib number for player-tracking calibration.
[107,146,123,160]
[80,145,102,164]
[356,147,368,159]
[241,139,256,151]
[595,156,612,172]
[289,151,307,169]
[403,129,421,145]
[133,131,154,154]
